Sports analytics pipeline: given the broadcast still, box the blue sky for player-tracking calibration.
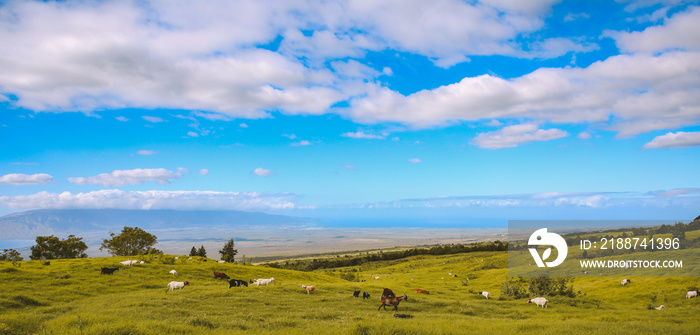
[1,0,699,225]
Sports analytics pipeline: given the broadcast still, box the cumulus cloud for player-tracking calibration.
[239,123,249,128]
[643,131,700,149]
[471,123,568,149]
[115,116,129,122]
[252,167,273,177]
[0,173,53,185]
[609,6,700,53]
[341,131,386,139]
[0,190,297,211]
[578,132,592,139]
[68,168,182,187]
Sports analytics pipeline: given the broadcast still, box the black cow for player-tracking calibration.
[353,290,361,298]
[101,267,119,275]
[363,292,370,299]
[228,279,249,288]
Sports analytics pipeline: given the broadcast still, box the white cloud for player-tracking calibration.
[0,190,297,211]
[0,173,53,185]
[252,167,273,177]
[239,123,249,128]
[142,116,165,123]
[471,123,568,149]
[192,111,231,121]
[341,131,386,139]
[115,116,129,122]
[408,158,422,163]
[137,150,157,155]
[187,131,199,137]
[68,168,182,187]
[282,133,297,139]
[577,132,592,139]
[341,163,356,170]
[291,140,311,146]
[653,187,700,197]
[609,6,700,53]
[643,131,700,149]
[198,169,209,175]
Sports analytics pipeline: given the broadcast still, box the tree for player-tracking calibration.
[189,246,198,257]
[0,249,23,262]
[219,238,238,263]
[30,235,88,260]
[100,226,157,256]
[197,245,207,258]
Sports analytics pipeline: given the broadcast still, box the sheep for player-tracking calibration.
[655,305,665,310]
[353,290,361,298]
[687,291,698,299]
[528,297,548,308]
[378,293,408,311]
[252,277,274,286]
[478,291,489,299]
[169,270,178,276]
[166,281,190,292]
[363,292,370,299]
[228,279,248,288]
[100,267,119,275]
[302,285,316,294]
[415,289,429,294]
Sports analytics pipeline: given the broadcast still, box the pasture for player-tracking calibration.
[0,251,698,334]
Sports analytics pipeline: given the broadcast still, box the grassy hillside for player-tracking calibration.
[1,252,698,334]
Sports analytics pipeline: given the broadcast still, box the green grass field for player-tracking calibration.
[1,251,698,334]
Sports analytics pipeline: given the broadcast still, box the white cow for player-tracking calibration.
[687,291,698,299]
[528,297,548,308]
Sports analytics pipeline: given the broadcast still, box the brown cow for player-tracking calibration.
[214,271,230,280]
[415,289,429,294]
[378,293,408,311]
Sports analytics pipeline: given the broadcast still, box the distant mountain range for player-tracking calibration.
[0,209,319,240]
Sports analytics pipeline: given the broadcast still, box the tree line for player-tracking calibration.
[266,241,508,272]
[0,226,238,262]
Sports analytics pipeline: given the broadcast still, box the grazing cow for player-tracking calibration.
[528,297,548,308]
[478,291,490,299]
[214,271,230,280]
[415,289,429,294]
[166,281,190,292]
[252,277,274,286]
[100,267,119,275]
[621,279,631,286]
[378,294,408,311]
[302,285,316,294]
[169,270,178,276]
[363,292,370,299]
[228,279,248,288]
[655,305,665,310]
[353,290,361,298]
[687,291,698,299]
[382,288,396,299]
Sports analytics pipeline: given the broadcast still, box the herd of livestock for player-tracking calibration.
[99,259,699,312]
